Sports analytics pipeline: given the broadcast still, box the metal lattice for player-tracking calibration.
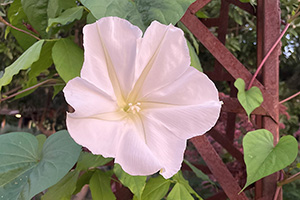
[180,0,280,199]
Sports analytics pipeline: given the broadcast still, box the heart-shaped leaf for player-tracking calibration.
[171,171,202,200]
[73,170,96,195]
[0,130,81,200]
[80,0,195,31]
[52,38,83,83]
[234,78,263,118]
[41,171,80,200]
[0,40,44,90]
[47,6,84,32]
[242,129,298,190]
[183,160,213,185]
[21,0,49,38]
[140,175,171,200]
[76,152,113,171]
[114,164,147,200]
[89,170,116,200]
[167,183,194,200]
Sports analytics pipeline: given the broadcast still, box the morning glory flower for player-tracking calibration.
[63,17,221,179]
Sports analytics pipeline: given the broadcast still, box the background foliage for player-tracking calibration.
[0,0,300,199]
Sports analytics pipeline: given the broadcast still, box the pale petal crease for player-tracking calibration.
[63,77,119,118]
[140,101,222,140]
[115,117,162,176]
[66,115,126,158]
[128,21,190,102]
[140,67,219,105]
[81,17,142,102]
[140,114,187,179]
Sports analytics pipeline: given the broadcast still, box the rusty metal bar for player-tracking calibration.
[189,0,212,14]
[181,163,212,174]
[191,136,248,200]
[225,0,256,15]
[180,11,277,122]
[208,130,244,164]
[206,71,233,81]
[201,18,220,28]
[255,0,281,199]
[213,0,230,79]
[220,97,267,115]
[206,191,227,200]
[261,2,280,135]
[226,82,238,142]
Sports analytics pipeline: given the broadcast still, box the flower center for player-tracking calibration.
[124,102,141,114]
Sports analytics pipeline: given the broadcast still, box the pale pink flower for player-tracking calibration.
[63,17,221,178]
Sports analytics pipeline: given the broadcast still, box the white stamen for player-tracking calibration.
[127,102,141,114]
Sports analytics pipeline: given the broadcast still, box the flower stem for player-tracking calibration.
[247,23,290,90]
[274,186,282,200]
[279,91,300,104]
[0,16,40,41]
[0,79,56,102]
[277,171,300,186]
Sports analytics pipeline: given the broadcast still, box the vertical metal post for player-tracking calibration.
[256,0,281,199]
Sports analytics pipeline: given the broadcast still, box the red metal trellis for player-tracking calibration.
[181,0,281,199]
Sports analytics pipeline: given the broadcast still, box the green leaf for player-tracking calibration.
[167,183,194,200]
[52,83,65,99]
[141,175,171,200]
[86,12,97,24]
[7,0,38,49]
[21,0,49,38]
[15,41,55,99]
[42,170,80,200]
[232,8,243,25]
[242,129,298,191]
[14,78,38,99]
[234,78,264,118]
[36,134,46,157]
[47,6,84,32]
[113,164,146,199]
[47,0,77,18]
[195,11,208,18]
[52,38,83,82]
[76,152,113,171]
[183,160,213,185]
[0,40,44,90]
[73,170,95,195]
[28,41,55,79]
[89,170,116,200]
[177,21,199,54]
[0,130,81,200]
[172,171,202,199]
[81,0,195,31]
[186,40,202,72]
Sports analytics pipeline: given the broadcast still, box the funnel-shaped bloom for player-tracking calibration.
[63,17,221,179]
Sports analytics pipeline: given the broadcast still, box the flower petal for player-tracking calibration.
[81,17,142,104]
[141,67,219,105]
[141,101,222,140]
[63,77,119,118]
[115,116,162,176]
[140,114,187,179]
[66,115,125,158]
[128,21,190,102]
